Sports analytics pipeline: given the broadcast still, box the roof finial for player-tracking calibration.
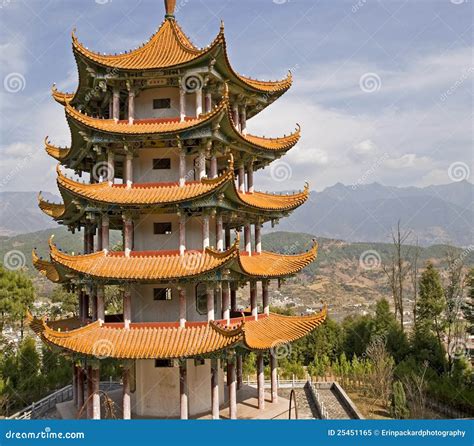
[164,0,176,19]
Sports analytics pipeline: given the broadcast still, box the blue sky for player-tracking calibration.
[0,0,472,193]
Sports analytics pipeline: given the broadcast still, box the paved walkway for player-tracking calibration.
[278,387,319,419]
[56,385,290,420]
[317,387,352,419]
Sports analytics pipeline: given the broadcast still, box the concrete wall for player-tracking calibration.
[134,214,218,252]
[134,87,201,120]
[128,88,224,418]
[132,359,225,418]
[131,283,223,323]
[133,147,198,184]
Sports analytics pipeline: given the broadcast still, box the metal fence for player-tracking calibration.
[245,375,310,389]
[7,381,122,420]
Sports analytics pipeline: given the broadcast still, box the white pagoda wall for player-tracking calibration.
[133,147,197,183]
[132,359,225,418]
[131,283,222,323]
[125,91,226,418]
[134,87,201,120]
[134,214,217,252]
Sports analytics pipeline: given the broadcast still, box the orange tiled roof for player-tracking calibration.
[71,16,291,95]
[72,18,206,71]
[241,309,327,350]
[38,192,66,219]
[28,314,241,359]
[27,309,327,359]
[45,237,316,282]
[51,85,74,105]
[63,100,299,152]
[236,184,309,211]
[48,237,238,280]
[65,99,225,135]
[32,250,62,283]
[56,165,232,206]
[243,129,300,151]
[236,72,292,93]
[44,136,70,161]
[54,165,308,212]
[225,107,300,152]
[237,242,318,278]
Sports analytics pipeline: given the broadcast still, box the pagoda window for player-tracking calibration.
[153,222,172,235]
[155,359,174,368]
[153,98,171,109]
[153,288,172,301]
[195,283,217,316]
[152,158,171,169]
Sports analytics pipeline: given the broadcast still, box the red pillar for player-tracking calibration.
[77,366,84,411]
[92,366,100,420]
[180,362,188,420]
[72,364,78,407]
[86,366,93,419]
[211,359,219,419]
[123,286,131,329]
[236,355,243,390]
[250,281,257,319]
[230,284,237,313]
[122,364,131,420]
[262,280,269,315]
[227,359,237,419]
[271,353,278,403]
[257,353,265,410]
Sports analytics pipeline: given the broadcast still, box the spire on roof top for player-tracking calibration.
[164,0,176,19]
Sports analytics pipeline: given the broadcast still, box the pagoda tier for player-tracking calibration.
[33,237,317,284]
[59,13,291,118]
[45,96,300,173]
[37,165,308,228]
[28,309,326,359]
[31,0,323,421]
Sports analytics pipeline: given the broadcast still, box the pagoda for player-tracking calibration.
[30,0,326,419]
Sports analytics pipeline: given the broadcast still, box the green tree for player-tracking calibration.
[293,318,343,365]
[373,299,409,362]
[50,286,77,318]
[463,268,474,335]
[0,266,34,339]
[343,315,373,358]
[416,262,445,357]
[390,381,409,419]
[373,299,394,336]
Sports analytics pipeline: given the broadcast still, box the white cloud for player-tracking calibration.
[246,45,471,191]
[383,154,432,170]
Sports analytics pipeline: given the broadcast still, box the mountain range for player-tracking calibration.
[273,180,473,247]
[0,181,472,246]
